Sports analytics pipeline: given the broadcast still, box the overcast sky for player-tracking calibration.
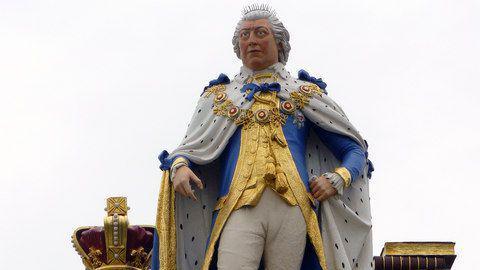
[0,0,479,269]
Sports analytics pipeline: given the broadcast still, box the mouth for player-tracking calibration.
[247,49,262,54]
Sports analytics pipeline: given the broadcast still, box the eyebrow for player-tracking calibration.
[240,26,270,32]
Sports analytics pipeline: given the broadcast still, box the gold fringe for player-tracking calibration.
[155,171,177,270]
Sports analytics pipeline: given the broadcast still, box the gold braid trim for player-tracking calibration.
[334,167,352,188]
[213,99,233,117]
[290,91,311,109]
[234,109,254,128]
[269,107,287,127]
[171,157,189,168]
[290,83,324,109]
[155,171,176,270]
[202,84,226,98]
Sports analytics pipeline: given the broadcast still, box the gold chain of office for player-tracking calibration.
[204,81,323,128]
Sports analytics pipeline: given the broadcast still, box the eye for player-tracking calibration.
[256,29,268,37]
[240,31,250,39]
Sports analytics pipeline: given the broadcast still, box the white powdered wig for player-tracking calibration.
[232,4,291,64]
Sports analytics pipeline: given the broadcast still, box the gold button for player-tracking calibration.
[250,148,256,154]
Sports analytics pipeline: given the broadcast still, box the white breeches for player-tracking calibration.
[217,188,307,270]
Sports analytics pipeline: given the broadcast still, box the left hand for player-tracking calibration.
[309,175,338,201]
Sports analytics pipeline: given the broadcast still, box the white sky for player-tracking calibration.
[0,0,479,269]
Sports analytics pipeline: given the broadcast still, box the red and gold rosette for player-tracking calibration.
[280,100,296,114]
[227,106,240,118]
[214,92,228,103]
[254,109,270,123]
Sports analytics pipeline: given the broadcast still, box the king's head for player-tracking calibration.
[232,4,291,71]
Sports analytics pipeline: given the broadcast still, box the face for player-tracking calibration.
[238,19,279,71]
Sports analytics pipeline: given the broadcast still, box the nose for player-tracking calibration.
[247,39,260,51]
[246,32,259,45]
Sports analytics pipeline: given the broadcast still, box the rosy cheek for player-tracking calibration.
[239,43,247,55]
[259,40,271,49]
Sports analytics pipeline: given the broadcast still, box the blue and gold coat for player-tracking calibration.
[153,63,374,270]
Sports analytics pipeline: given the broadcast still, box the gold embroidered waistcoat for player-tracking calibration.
[234,89,298,209]
[215,74,314,211]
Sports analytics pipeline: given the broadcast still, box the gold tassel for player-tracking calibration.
[265,162,276,182]
[275,172,288,194]
[274,164,288,194]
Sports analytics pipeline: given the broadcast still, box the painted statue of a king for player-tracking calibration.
[152,4,374,270]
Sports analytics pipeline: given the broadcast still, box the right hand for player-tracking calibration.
[172,166,203,201]
[309,175,337,202]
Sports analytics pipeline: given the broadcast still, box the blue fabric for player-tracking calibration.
[218,128,242,198]
[298,69,328,93]
[310,121,366,181]
[158,151,191,171]
[158,150,172,171]
[282,115,312,192]
[201,73,230,95]
[366,157,374,178]
[364,140,375,178]
[301,238,323,270]
[151,228,160,270]
[240,82,281,101]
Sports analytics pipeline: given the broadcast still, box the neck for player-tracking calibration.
[247,61,278,72]
[244,62,281,74]
[237,62,289,83]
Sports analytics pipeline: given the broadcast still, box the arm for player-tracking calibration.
[309,122,366,199]
[158,93,211,200]
[312,124,366,184]
[160,75,231,200]
[158,87,215,200]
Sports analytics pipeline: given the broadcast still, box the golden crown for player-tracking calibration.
[71,197,154,270]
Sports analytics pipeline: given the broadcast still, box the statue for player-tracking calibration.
[152,4,374,270]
